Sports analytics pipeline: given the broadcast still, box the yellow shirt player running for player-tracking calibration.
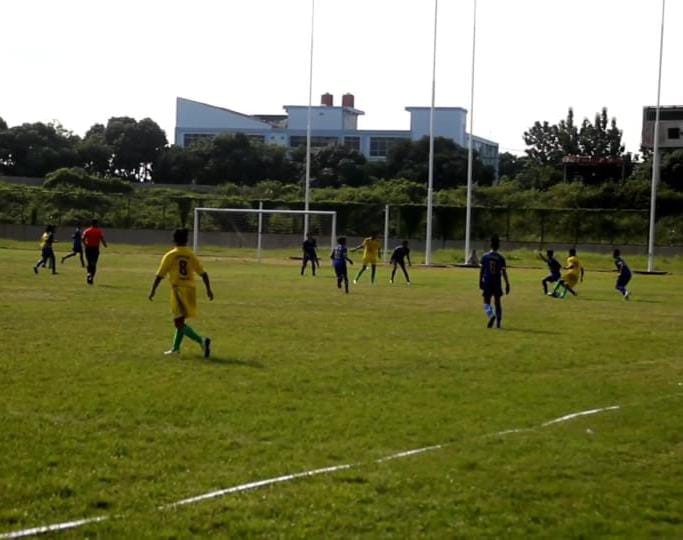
[351,233,382,284]
[549,248,585,298]
[149,228,214,357]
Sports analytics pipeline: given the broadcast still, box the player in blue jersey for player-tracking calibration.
[613,248,632,300]
[479,235,510,328]
[330,237,353,293]
[61,221,85,267]
[389,240,412,284]
[538,249,561,295]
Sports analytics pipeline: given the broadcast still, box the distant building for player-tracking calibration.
[642,106,683,149]
[175,94,499,174]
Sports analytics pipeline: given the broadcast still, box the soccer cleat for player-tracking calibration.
[624,291,630,300]
[86,274,93,285]
[406,281,411,286]
[33,266,38,274]
[487,315,496,328]
[353,279,357,284]
[203,337,211,358]
[164,349,180,355]
[389,279,393,284]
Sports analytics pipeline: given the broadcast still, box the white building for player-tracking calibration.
[175,94,499,173]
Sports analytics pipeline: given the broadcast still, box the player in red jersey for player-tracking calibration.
[82,219,108,285]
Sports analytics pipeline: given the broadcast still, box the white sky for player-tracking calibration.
[1,0,680,156]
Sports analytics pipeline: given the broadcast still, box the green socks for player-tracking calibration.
[170,324,203,352]
[183,324,203,345]
[172,329,184,351]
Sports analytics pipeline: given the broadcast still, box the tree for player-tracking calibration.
[524,107,625,166]
[290,144,368,188]
[523,121,562,165]
[77,123,112,175]
[498,152,527,179]
[385,136,494,188]
[0,121,80,177]
[105,117,167,181]
[0,116,7,131]
[152,145,202,184]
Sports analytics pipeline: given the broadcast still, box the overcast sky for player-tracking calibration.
[1,0,680,155]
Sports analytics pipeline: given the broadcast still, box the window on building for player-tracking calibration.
[184,133,215,147]
[247,135,265,144]
[343,136,360,152]
[667,127,681,140]
[289,136,339,148]
[369,137,402,158]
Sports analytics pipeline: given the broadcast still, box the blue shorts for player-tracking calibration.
[617,273,632,288]
[544,273,560,282]
[334,263,347,278]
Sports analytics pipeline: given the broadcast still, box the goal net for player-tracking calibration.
[193,206,337,260]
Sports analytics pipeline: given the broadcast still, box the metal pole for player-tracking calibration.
[331,211,337,252]
[647,0,666,273]
[383,204,390,263]
[193,208,199,252]
[304,0,315,239]
[425,0,438,265]
[257,201,263,262]
[464,0,477,263]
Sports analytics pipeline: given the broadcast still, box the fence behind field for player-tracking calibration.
[0,184,681,248]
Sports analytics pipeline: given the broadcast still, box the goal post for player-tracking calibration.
[193,206,337,260]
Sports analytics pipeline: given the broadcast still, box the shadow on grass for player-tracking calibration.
[204,356,265,368]
[502,327,561,336]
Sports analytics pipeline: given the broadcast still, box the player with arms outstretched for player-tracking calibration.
[352,232,381,284]
[149,228,213,357]
[613,248,632,300]
[389,240,412,284]
[301,233,319,276]
[479,235,510,329]
[331,236,353,293]
[538,249,561,295]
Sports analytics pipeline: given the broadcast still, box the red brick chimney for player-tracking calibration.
[342,93,355,108]
[321,93,333,106]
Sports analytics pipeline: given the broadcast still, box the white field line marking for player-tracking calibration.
[160,463,355,509]
[541,405,620,427]
[0,516,109,539]
[0,404,620,539]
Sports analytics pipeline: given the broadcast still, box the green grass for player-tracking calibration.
[1,241,682,538]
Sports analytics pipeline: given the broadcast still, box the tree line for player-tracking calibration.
[1,108,681,191]
[0,114,495,188]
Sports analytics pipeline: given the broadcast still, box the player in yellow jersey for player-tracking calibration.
[550,248,584,298]
[351,232,381,284]
[148,228,214,356]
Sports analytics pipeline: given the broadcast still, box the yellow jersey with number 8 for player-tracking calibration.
[156,246,204,288]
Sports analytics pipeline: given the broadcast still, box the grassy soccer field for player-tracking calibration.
[1,240,682,538]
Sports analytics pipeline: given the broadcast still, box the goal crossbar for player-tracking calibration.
[193,207,337,259]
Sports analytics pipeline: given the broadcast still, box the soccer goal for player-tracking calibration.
[192,205,337,260]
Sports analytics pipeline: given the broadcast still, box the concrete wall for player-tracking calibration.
[2,224,681,257]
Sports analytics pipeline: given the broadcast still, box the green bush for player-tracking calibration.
[44,167,133,194]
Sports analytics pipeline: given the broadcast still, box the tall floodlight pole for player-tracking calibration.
[425,0,438,265]
[464,0,477,263]
[647,0,666,272]
[304,0,315,238]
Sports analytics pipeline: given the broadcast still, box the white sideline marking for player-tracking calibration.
[0,516,108,539]
[541,405,620,427]
[160,463,355,509]
[0,404,620,539]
